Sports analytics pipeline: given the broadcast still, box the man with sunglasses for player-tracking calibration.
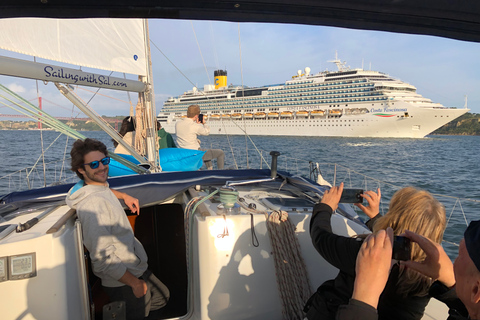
[66,138,169,320]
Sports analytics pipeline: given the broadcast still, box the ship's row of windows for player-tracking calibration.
[274,79,371,91]
[205,119,367,122]
[325,71,358,77]
[231,88,377,103]
[168,89,379,107]
[167,89,386,108]
[325,76,392,83]
[163,97,388,112]
[268,87,374,98]
[208,123,364,128]
[376,86,416,92]
[285,76,373,87]
[166,93,385,108]
[168,82,413,107]
[267,90,376,100]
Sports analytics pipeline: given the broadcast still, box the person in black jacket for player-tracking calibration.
[336,227,396,320]
[304,183,446,320]
[338,220,480,320]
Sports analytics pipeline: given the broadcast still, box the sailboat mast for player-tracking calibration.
[140,19,160,171]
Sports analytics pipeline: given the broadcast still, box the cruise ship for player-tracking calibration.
[158,57,468,138]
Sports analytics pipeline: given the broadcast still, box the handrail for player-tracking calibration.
[46,208,76,234]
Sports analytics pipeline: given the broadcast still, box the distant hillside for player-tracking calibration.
[0,116,126,131]
[432,113,480,135]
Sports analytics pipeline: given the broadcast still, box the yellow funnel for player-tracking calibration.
[214,70,227,89]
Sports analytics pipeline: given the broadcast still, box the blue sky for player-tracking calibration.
[0,19,479,119]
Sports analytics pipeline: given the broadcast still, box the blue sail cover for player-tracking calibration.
[0,169,277,217]
[110,148,206,177]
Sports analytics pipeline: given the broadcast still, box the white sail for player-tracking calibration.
[0,18,147,76]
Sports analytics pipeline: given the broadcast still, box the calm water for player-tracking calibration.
[0,130,479,258]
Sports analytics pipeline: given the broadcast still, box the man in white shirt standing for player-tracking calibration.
[175,104,225,170]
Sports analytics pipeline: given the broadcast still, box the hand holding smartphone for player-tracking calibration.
[340,188,364,203]
[198,114,204,124]
[392,236,411,261]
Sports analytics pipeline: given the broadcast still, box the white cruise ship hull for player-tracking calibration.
[161,103,468,138]
[159,64,468,138]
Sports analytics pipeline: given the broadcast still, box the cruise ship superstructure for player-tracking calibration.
[158,57,468,138]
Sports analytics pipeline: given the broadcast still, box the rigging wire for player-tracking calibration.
[191,21,212,85]
[238,23,250,169]
[26,133,65,182]
[149,35,269,169]
[149,41,198,89]
[209,22,220,70]
[34,57,47,187]
[83,70,114,107]
[191,21,238,168]
[74,87,131,104]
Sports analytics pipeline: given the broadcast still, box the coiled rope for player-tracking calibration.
[266,210,312,320]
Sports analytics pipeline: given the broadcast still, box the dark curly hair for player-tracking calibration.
[113,116,136,148]
[71,138,108,179]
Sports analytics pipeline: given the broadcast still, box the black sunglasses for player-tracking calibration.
[83,157,110,169]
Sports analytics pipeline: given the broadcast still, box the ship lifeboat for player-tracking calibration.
[310,110,325,117]
[231,113,242,119]
[296,110,309,118]
[243,113,254,119]
[267,112,279,118]
[280,111,293,118]
[221,114,231,119]
[210,114,221,120]
[330,109,342,115]
[346,108,359,114]
[254,112,266,119]
[181,115,187,118]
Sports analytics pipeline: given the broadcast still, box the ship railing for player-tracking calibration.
[0,158,78,196]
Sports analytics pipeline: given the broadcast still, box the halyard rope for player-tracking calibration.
[266,210,312,320]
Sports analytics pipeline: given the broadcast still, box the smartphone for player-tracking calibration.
[339,188,363,203]
[198,114,204,123]
[392,236,411,261]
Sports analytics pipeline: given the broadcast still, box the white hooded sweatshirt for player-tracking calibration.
[66,181,148,287]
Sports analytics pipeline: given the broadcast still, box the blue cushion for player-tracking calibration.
[108,148,206,177]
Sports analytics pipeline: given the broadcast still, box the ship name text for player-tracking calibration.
[370,107,407,113]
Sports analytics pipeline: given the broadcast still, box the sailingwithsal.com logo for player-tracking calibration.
[43,66,128,88]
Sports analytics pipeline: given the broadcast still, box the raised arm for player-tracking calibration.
[310,183,363,273]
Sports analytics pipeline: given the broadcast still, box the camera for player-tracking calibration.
[339,188,363,203]
[392,236,411,261]
[198,114,204,123]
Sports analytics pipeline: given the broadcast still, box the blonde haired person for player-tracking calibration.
[304,183,446,320]
[371,187,446,298]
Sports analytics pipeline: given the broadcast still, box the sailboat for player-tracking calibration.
[0,17,452,320]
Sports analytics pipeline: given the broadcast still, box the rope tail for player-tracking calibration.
[266,210,313,320]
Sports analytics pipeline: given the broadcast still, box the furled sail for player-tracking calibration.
[0,18,147,76]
